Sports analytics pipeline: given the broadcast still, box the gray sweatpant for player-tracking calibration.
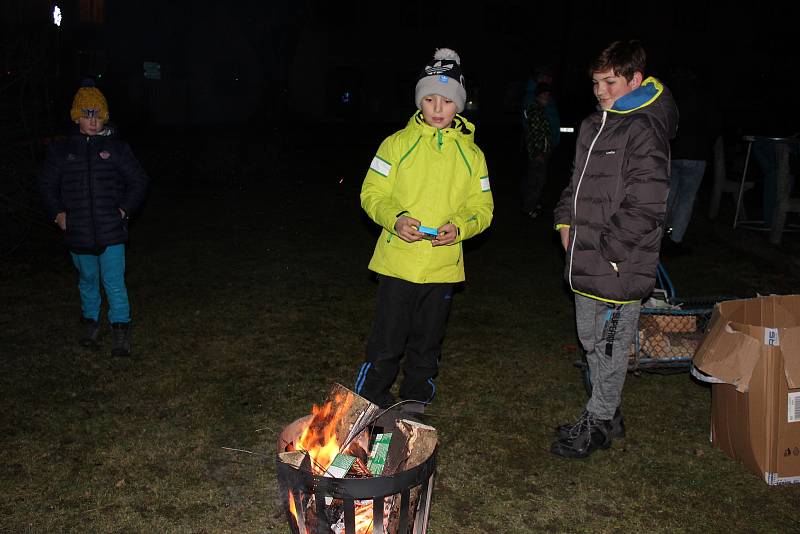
[575,293,641,420]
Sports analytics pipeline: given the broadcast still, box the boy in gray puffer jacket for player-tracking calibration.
[551,40,678,458]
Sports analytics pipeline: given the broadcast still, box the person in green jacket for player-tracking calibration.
[354,48,494,410]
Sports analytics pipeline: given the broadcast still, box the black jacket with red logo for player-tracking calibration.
[554,77,678,303]
[39,127,149,254]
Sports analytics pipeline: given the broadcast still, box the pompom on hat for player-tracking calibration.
[415,48,467,113]
[70,80,109,122]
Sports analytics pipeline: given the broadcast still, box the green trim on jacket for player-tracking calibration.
[360,112,494,284]
[572,289,640,305]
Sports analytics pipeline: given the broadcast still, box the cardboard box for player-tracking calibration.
[693,295,800,485]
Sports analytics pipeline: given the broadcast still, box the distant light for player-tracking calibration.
[53,6,62,26]
[560,127,575,133]
[143,61,161,80]
[341,91,351,105]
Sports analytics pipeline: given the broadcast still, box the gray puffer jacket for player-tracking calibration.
[554,77,678,303]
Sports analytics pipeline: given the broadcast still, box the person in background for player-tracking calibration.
[39,81,150,357]
[522,83,555,218]
[663,67,716,255]
[522,65,561,155]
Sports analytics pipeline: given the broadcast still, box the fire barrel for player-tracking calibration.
[276,416,437,534]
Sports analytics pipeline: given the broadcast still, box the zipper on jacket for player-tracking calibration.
[86,136,98,248]
[568,110,607,292]
[437,129,442,149]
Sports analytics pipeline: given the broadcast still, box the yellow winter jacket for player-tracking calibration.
[361,112,494,283]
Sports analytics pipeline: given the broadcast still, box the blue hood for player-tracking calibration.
[611,77,662,113]
[609,77,678,139]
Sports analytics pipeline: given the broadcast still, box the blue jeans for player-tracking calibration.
[70,244,130,324]
[666,159,706,243]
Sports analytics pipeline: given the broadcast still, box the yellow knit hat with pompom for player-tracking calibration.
[70,87,109,122]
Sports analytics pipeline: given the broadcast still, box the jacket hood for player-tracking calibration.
[609,77,678,139]
[410,112,476,143]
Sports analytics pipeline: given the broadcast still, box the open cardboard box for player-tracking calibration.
[693,295,800,485]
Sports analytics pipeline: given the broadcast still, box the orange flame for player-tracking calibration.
[290,391,381,533]
[288,490,299,525]
[296,391,353,475]
[354,500,376,533]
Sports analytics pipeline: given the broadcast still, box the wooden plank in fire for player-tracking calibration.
[278,450,311,470]
[321,383,381,453]
[383,419,437,476]
[386,419,438,532]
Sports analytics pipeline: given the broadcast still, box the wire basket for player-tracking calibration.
[631,265,736,370]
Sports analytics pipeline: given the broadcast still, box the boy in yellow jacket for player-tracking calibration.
[354,48,494,409]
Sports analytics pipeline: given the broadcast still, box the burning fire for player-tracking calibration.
[288,489,298,520]
[296,391,353,474]
[353,501,376,533]
[287,392,381,534]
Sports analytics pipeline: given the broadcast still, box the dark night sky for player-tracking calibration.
[6,0,800,134]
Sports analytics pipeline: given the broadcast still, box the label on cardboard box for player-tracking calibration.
[789,392,800,423]
[766,473,800,485]
[765,328,780,346]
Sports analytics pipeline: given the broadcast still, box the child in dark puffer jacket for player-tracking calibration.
[39,82,149,356]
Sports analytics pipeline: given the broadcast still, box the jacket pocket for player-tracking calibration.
[619,226,662,297]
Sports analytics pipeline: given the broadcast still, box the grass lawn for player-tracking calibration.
[2,129,800,533]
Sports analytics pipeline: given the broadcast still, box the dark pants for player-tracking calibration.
[354,276,454,408]
[522,155,550,213]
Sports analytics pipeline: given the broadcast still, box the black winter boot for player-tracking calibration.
[79,317,100,348]
[550,411,613,459]
[110,322,132,357]
[556,407,625,440]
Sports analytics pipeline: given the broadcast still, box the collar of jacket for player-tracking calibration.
[69,124,116,140]
[607,76,663,115]
[410,111,476,143]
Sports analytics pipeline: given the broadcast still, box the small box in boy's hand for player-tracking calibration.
[417,225,438,240]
